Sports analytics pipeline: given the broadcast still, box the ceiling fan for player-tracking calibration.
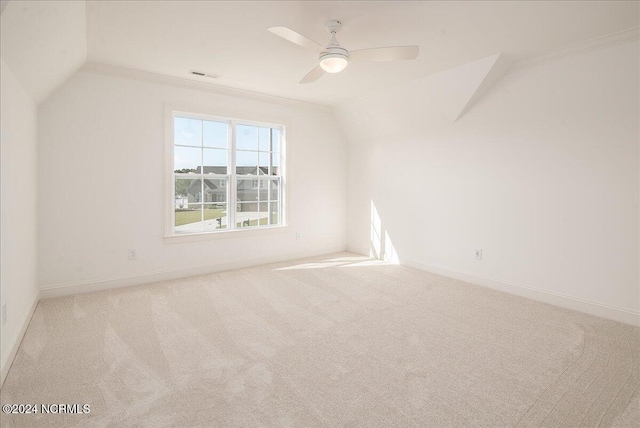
[268,20,419,84]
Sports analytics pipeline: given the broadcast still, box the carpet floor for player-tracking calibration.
[1,252,638,427]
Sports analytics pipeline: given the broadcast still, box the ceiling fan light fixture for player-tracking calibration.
[319,53,348,73]
[268,20,419,84]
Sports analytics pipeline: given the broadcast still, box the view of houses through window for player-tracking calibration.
[172,113,283,234]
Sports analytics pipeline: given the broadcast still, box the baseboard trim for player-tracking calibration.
[1,293,39,388]
[40,246,347,299]
[401,259,640,327]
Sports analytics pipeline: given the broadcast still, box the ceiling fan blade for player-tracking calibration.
[268,26,325,53]
[299,65,325,84]
[349,46,419,62]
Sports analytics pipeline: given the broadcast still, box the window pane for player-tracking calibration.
[173,118,284,234]
[174,146,201,172]
[237,178,259,202]
[175,204,202,232]
[271,152,280,174]
[203,204,227,231]
[258,202,269,226]
[175,178,201,204]
[271,129,280,152]
[203,120,227,149]
[258,179,269,201]
[237,125,258,150]
[203,148,227,174]
[237,202,258,228]
[174,117,202,147]
[203,178,227,203]
[269,201,280,225]
[236,151,258,175]
[269,179,280,201]
[259,127,270,151]
[259,152,269,175]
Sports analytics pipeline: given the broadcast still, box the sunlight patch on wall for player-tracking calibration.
[370,201,382,259]
[383,230,399,264]
[370,201,400,264]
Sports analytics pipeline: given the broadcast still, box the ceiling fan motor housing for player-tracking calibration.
[325,20,343,34]
[319,47,349,61]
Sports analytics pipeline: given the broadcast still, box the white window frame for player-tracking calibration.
[165,109,288,242]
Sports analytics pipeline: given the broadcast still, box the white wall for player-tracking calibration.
[0,0,86,386]
[0,58,39,383]
[337,40,639,323]
[37,72,347,294]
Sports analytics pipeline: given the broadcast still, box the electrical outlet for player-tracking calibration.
[2,304,7,326]
[474,249,483,260]
[296,232,301,240]
[128,249,137,260]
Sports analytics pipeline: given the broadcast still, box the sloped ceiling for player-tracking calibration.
[0,1,638,106]
[335,53,510,142]
[0,0,87,104]
[86,1,639,105]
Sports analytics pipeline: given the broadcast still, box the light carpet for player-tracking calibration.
[1,252,639,427]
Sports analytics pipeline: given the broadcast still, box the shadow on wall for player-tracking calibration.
[370,201,399,264]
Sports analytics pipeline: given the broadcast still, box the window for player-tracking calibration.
[171,112,284,235]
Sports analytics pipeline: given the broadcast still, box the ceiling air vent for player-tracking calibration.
[189,70,220,79]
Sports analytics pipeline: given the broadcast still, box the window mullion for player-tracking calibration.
[268,129,273,225]
[200,179,204,230]
[200,120,205,231]
[269,128,273,177]
[279,176,282,226]
[229,120,236,230]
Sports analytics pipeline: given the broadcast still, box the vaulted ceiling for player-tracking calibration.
[0,0,86,104]
[2,1,639,106]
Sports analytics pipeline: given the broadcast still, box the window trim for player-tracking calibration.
[164,107,288,242]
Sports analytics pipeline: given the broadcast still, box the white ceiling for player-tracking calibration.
[4,1,638,107]
[86,1,639,106]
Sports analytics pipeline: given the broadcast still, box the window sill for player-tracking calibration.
[164,225,290,244]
